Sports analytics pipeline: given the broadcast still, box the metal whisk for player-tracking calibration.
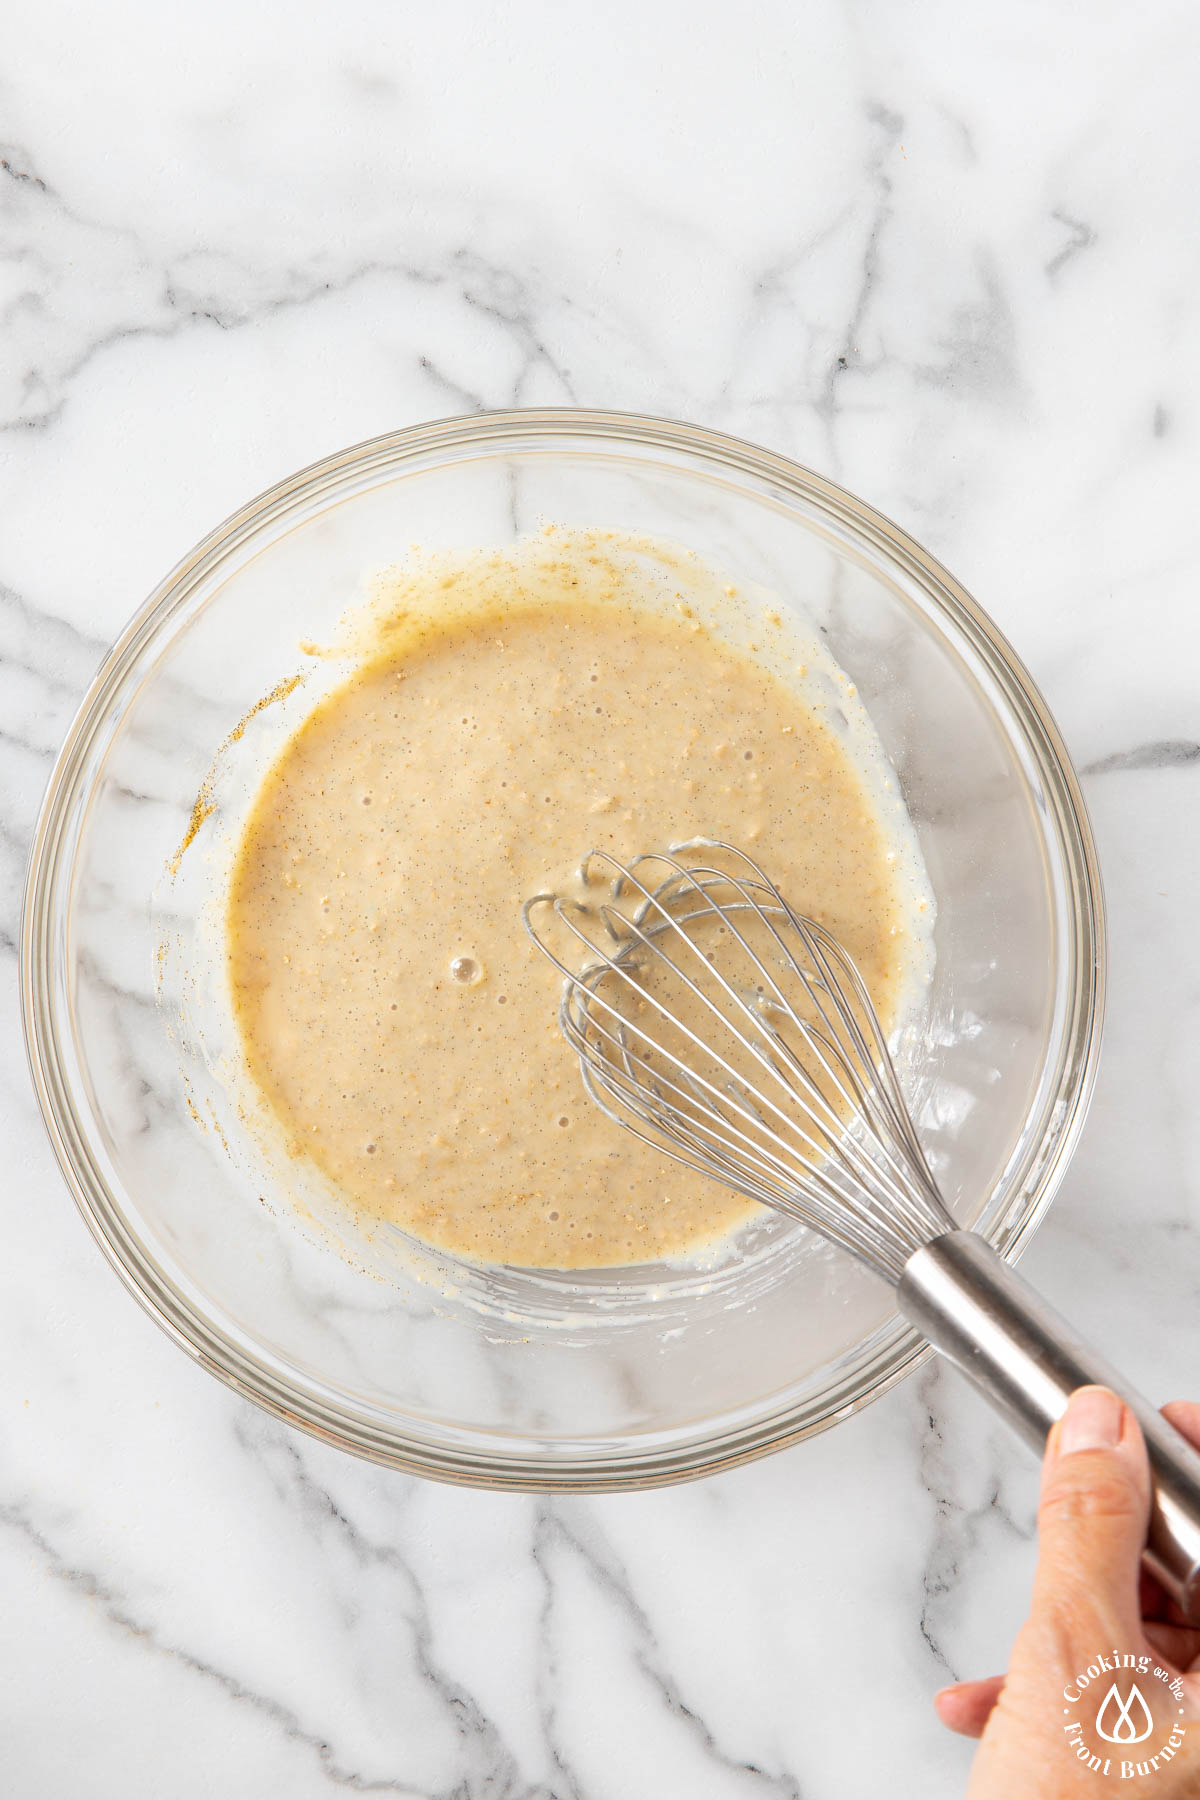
[524,841,1200,1622]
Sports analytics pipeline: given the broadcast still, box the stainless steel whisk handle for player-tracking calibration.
[898,1231,1200,1624]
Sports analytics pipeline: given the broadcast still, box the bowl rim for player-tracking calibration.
[20,406,1106,1490]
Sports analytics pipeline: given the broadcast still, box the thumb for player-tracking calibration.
[1033,1385,1151,1644]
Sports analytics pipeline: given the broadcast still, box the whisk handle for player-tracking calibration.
[898,1230,1200,1624]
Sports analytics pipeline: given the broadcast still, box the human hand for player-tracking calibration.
[935,1387,1200,1796]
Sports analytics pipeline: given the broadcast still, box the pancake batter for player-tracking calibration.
[227,531,932,1268]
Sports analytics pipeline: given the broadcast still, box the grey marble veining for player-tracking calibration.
[3,2,1200,1794]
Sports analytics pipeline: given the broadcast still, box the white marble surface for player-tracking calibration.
[3,2,1200,1792]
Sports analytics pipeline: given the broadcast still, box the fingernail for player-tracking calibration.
[1059,1386,1124,1455]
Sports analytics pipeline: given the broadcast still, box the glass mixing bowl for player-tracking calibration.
[21,410,1104,1490]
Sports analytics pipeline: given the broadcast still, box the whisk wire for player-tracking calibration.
[606,854,934,1216]
[576,1047,904,1272]
[566,969,885,1234]
[543,888,847,1174]
[674,855,948,1223]
[574,993,886,1220]
[522,841,955,1277]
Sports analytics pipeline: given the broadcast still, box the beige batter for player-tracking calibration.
[227,533,930,1268]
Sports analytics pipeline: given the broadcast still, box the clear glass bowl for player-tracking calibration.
[21,410,1104,1489]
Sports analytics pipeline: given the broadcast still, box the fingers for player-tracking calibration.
[933,1675,1005,1738]
[1032,1386,1151,1641]
[935,1394,1200,1762]
[1162,1400,1200,1451]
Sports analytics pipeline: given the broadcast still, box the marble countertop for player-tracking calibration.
[4,3,1199,1793]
